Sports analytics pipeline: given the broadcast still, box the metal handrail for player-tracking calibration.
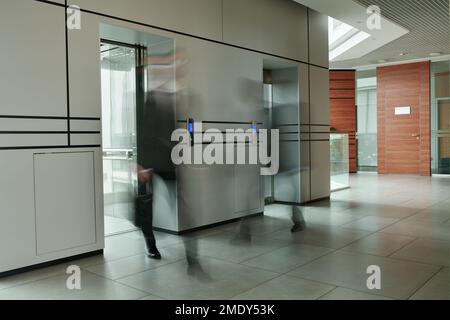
[103,148,134,160]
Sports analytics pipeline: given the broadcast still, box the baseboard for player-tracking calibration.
[0,249,104,279]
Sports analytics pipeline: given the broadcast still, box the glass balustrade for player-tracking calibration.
[330,133,350,192]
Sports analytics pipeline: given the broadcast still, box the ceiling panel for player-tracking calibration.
[332,0,450,69]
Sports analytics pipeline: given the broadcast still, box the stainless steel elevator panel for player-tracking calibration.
[177,164,235,231]
[100,24,266,233]
[175,36,264,124]
[271,67,301,203]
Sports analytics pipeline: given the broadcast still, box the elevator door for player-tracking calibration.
[101,42,139,235]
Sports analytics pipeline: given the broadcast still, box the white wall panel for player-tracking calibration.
[70,119,102,132]
[0,119,67,132]
[70,134,102,146]
[0,0,66,117]
[68,13,102,118]
[0,134,67,148]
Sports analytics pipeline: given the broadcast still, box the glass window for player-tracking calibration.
[356,73,378,169]
[431,60,450,175]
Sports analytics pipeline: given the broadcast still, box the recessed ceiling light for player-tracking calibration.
[399,52,408,56]
[429,52,441,56]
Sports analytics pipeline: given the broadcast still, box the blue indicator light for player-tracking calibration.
[188,122,194,133]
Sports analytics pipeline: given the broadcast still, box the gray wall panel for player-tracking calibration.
[73,0,223,41]
[309,9,329,68]
[176,36,264,123]
[310,66,330,125]
[311,141,330,200]
[223,0,308,61]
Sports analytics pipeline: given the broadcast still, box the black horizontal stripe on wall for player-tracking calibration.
[0,115,100,121]
[0,145,101,151]
[0,131,67,134]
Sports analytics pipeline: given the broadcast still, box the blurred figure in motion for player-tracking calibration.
[230,77,306,244]
[291,205,306,232]
[135,167,160,259]
[137,45,210,279]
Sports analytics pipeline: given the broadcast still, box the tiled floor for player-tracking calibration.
[105,215,138,237]
[0,173,449,300]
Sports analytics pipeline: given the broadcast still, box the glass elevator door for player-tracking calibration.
[100,41,139,236]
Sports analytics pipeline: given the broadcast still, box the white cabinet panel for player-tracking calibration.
[0,150,36,273]
[34,152,97,255]
[0,0,66,117]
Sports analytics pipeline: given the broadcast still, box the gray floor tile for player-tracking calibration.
[391,238,450,267]
[341,233,416,257]
[341,204,420,219]
[341,216,400,232]
[0,263,68,291]
[287,251,440,299]
[0,271,147,300]
[302,211,360,227]
[404,207,450,224]
[102,234,147,262]
[410,268,450,300]
[381,220,450,241]
[193,232,290,264]
[267,225,371,249]
[85,245,186,280]
[117,257,278,300]
[242,244,334,273]
[225,216,292,236]
[319,287,391,300]
[230,275,335,300]
[122,230,185,248]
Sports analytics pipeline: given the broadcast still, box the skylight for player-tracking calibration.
[329,17,371,61]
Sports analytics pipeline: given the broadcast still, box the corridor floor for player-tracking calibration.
[1,173,449,300]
